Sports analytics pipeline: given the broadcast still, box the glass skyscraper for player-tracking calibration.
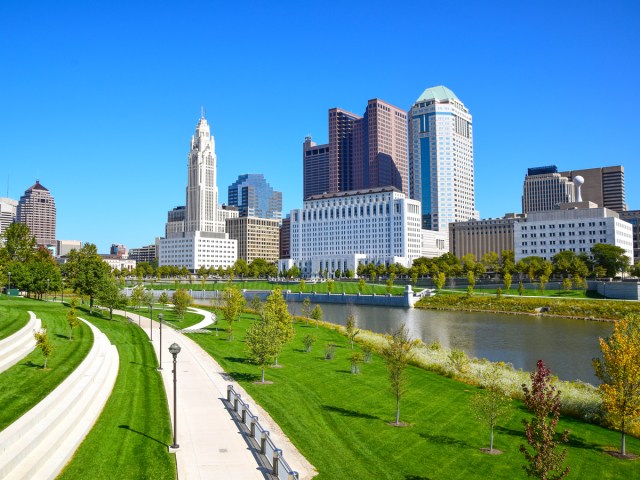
[227,174,282,220]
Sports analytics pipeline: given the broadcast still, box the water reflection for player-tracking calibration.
[289,302,611,384]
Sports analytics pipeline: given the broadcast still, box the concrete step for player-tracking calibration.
[0,311,41,374]
[0,317,119,480]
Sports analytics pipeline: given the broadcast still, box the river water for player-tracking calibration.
[288,302,612,384]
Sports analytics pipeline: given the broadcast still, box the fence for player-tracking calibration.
[226,385,299,480]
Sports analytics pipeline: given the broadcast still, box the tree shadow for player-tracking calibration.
[322,405,379,420]
[228,371,261,382]
[405,476,432,480]
[224,356,250,364]
[55,333,70,340]
[20,360,42,369]
[129,361,158,370]
[118,424,168,447]
[495,425,525,439]
[566,433,602,451]
[335,369,354,375]
[418,432,469,448]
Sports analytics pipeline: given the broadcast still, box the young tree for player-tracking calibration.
[34,329,54,369]
[433,271,446,290]
[349,351,363,374]
[471,364,511,453]
[172,288,193,321]
[327,279,335,293]
[467,271,475,296]
[593,314,640,457]
[358,278,366,294]
[158,291,169,311]
[381,324,417,425]
[518,281,525,296]
[245,317,280,383]
[131,284,145,313]
[520,360,570,480]
[299,279,306,292]
[503,272,513,292]
[95,277,128,320]
[264,288,294,365]
[539,274,549,293]
[221,287,245,339]
[345,312,360,349]
[311,304,323,327]
[301,296,312,318]
[66,300,80,340]
[561,278,572,291]
[64,243,111,312]
[250,294,264,318]
[386,278,393,294]
[303,333,316,352]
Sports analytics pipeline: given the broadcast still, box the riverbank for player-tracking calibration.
[416,292,640,322]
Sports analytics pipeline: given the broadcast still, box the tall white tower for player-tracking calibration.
[185,114,224,233]
[409,86,474,231]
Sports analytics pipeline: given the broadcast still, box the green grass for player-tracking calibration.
[58,307,176,480]
[188,313,640,480]
[0,297,93,431]
[462,287,597,299]
[123,306,205,330]
[0,296,30,340]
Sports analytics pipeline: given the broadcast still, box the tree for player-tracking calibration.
[250,295,264,318]
[467,271,475,296]
[299,279,306,292]
[0,222,36,264]
[34,329,54,369]
[593,314,640,456]
[591,244,631,277]
[66,299,80,339]
[95,277,128,320]
[433,272,446,290]
[172,289,193,321]
[520,360,570,480]
[349,351,363,374]
[264,288,294,365]
[327,279,335,293]
[345,312,360,349]
[288,265,300,279]
[539,274,549,293]
[561,278,572,291]
[358,278,366,294]
[221,287,245,339]
[381,324,417,425]
[482,251,501,274]
[471,364,511,453]
[385,278,393,294]
[503,272,513,292]
[158,291,169,311]
[311,304,323,327]
[303,334,316,352]
[301,296,312,318]
[131,285,145,312]
[65,244,111,312]
[245,316,280,383]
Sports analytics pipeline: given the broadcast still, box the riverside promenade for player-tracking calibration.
[115,309,315,480]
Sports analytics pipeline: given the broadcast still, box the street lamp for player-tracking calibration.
[61,275,65,303]
[157,314,163,370]
[46,278,50,302]
[7,271,10,304]
[169,342,181,449]
[149,301,154,341]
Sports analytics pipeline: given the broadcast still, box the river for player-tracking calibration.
[288,302,612,384]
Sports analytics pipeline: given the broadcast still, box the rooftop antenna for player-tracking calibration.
[201,106,206,119]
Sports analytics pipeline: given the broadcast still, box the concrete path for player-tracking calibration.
[178,306,216,332]
[116,309,315,480]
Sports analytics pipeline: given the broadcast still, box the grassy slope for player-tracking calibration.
[0,297,93,430]
[0,296,30,340]
[189,314,640,480]
[57,309,176,480]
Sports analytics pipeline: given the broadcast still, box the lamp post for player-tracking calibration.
[149,302,154,341]
[169,343,181,449]
[61,276,65,303]
[46,278,50,302]
[157,314,163,370]
[7,271,10,304]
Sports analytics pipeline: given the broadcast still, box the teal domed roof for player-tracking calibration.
[415,85,458,103]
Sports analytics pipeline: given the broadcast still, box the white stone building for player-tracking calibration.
[280,187,422,278]
[514,202,634,264]
[158,114,238,271]
[0,197,18,238]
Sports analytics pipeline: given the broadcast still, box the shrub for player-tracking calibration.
[303,334,316,353]
[349,351,363,374]
[324,343,336,360]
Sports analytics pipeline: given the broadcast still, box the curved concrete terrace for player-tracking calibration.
[117,309,315,480]
[0,317,119,479]
[0,311,41,374]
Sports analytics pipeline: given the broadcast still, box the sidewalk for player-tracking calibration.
[115,309,315,480]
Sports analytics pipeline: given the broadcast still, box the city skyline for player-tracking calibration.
[1,1,639,252]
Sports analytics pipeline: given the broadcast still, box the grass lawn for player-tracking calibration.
[58,307,176,480]
[0,297,93,431]
[188,313,640,480]
[450,287,600,299]
[124,305,205,330]
[0,296,30,340]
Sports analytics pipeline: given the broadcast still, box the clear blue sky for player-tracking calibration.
[1,1,638,253]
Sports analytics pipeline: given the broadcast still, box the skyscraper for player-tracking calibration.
[158,114,237,271]
[559,166,626,213]
[17,180,56,246]
[0,197,18,238]
[522,166,575,213]
[227,173,282,219]
[304,99,409,199]
[409,85,474,231]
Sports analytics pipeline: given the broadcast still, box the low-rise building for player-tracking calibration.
[56,240,82,257]
[129,244,157,264]
[449,213,525,259]
[619,210,640,265]
[159,231,236,271]
[226,216,280,264]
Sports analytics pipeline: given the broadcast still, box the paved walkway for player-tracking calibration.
[178,306,216,332]
[115,310,315,480]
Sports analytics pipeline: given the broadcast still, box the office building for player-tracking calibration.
[522,166,575,213]
[619,210,640,265]
[17,180,56,246]
[110,244,128,258]
[304,99,408,199]
[559,166,626,213]
[303,137,330,199]
[280,187,422,278]
[449,213,525,260]
[279,216,291,260]
[56,240,82,257]
[0,197,18,237]
[514,202,633,264]
[228,173,282,219]
[409,85,474,231]
[226,216,280,263]
[421,230,450,259]
[158,114,237,271]
[129,244,157,264]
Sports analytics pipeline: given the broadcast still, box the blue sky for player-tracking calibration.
[1,1,638,253]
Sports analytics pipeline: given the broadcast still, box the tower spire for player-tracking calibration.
[201,106,206,119]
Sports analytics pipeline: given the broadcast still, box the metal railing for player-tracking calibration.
[227,385,299,480]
